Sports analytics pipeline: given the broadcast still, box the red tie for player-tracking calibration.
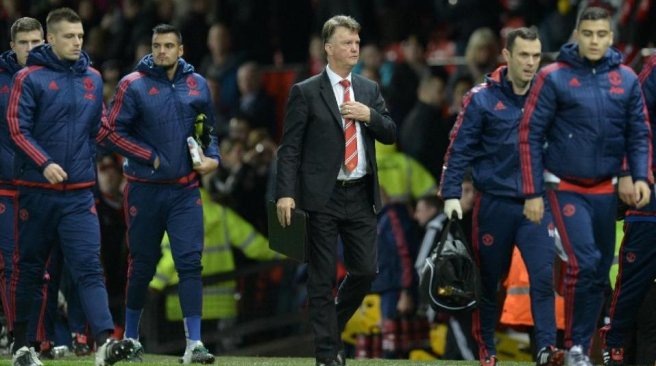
[339,79,357,172]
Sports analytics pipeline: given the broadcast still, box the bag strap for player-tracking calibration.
[447,218,476,258]
[434,218,453,255]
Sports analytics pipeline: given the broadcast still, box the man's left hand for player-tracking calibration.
[397,290,414,315]
[341,101,371,123]
[193,148,219,175]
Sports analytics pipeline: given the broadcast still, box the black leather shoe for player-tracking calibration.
[315,357,340,366]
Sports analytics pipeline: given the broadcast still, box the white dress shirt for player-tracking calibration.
[325,65,368,180]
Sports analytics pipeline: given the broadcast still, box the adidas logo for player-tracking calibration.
[494,100,506,110]
[0,85,9,94]
[148,86,159,95]
[569,78,581,87]
[48,81,59,90]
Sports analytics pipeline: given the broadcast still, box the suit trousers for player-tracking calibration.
[307,177,377,359]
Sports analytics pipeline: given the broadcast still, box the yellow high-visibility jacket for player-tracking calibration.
[375,141,436,202]
[149,188,282,320]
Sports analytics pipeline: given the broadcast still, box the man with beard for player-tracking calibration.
[103,24,219,364]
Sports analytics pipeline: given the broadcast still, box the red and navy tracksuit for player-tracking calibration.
[601,55,656,350]
[519,44,652,352]
[0,50,22,325]
[7,44,114,347]
[440,67,558,361]
[103,54,219,340]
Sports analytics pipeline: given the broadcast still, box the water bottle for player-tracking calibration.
[187,137,202,166]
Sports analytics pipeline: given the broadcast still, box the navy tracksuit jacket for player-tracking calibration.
[440,66,558,359]
[602,55,656,349]
[0,50,22,321]
[7,44,114,338]
[519,43,651,351]
[103,54,219,317]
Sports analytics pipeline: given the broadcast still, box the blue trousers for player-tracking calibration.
[547,190,616,352]
[27,247,87,343]
[0,189,17,320]
[11,188,113,339]
[471,193,557,359]
[602,191,656,348]
[124,182,203,317]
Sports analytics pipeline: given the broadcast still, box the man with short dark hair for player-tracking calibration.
[0,16,43,339]
[7,7,133,366]
[103,23,219,364]
[276,14,396,366]
[519,7,651,366]
[441,27,565,366]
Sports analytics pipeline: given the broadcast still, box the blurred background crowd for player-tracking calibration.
[1,0,655,362]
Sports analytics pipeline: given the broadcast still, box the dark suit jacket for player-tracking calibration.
[276,69,396,213]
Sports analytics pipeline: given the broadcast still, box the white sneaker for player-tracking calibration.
[12,346,43,366]
[180,342,215,364]
[566,345,593,366]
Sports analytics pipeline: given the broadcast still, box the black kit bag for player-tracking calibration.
[419,218,481,312]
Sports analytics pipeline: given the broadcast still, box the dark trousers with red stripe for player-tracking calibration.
[547,190,616,352]
[11,188,114,348]
[471,192,557,359]
[0,189,16,325]
[602,194,656,349]
[124,182,204,317]
[27,247,87,343]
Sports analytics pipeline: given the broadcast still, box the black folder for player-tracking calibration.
[267,200,308,262]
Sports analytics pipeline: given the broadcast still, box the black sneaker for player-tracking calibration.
[602,347,624,366]
[37,341,54,360]
[125,338,144,362]
[536,346,565,366]
[12,346,43,366]
[72,333,92,356]
[315,357,340,366]
[95,338,134,366]
[179,343,215,364]
[481,355,497,366]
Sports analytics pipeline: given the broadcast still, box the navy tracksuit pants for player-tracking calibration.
[471,192,557,359]
[124,182,203,317]
[0,189,16,321]
[547,189,616,352]
[602,190,656,348]
[11,188,114,339]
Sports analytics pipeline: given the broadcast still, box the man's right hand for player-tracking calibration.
[276,197,296,227]
[524,196,544,224]
[444,198,462,220]
[43,163,68,184]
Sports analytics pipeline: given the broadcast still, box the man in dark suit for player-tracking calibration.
[275,15,396,366]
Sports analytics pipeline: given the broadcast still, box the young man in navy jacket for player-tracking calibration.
[7,8,133,366]
[600,55,656,366]
[441,27,564,366]
[0,16,43,343]
[519,7,651,366]
[103,24,219,364]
